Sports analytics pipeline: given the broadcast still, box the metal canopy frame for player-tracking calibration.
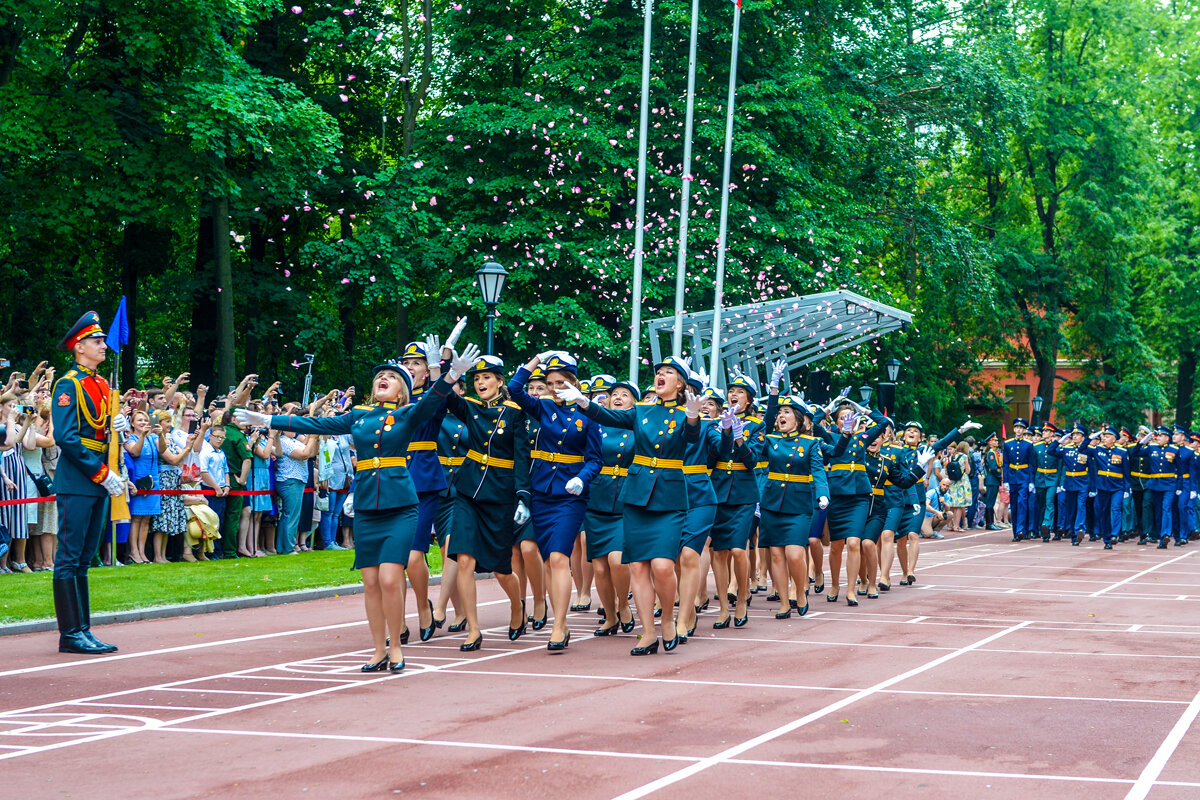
[646,290,912,388]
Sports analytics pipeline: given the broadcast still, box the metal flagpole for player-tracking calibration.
[629,0,654,384]
[671,0,701,359]
[707,0,743,386]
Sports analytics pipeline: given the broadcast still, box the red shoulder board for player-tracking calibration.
[58,393,71,407]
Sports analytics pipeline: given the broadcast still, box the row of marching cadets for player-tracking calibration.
[990,416,1196,550]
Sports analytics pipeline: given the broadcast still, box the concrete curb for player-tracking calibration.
[0,573,465,637]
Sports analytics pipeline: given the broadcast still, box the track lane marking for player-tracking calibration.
[1089,551,1195,597]
[1124,685,1200,799]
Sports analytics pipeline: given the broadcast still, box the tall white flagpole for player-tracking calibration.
[671,0,701,359]
[708,0,742,386]
[629,0,654,384]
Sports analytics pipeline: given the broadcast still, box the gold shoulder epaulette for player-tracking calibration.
[745,415,763,424]
[636,399,658,406]
[352,404,373,411]
[464,396,482,406]
[503,400,522,410]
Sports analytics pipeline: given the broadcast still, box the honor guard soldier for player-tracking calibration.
[1031,425,1057,541]
[1002,418,1036,541]
[52,311,131,654]
[1128,426,1177,548]
[982,433,1003,530]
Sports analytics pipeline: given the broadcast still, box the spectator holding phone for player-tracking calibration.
[124,409,167,564]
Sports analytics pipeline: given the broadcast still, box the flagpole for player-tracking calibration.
[671,0,701,359]
[629,0,654,384]
[707,0,742,387]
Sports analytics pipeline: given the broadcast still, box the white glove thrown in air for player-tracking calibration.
[444,317,469,352]
[447,343,482,381]
[958,420,982,434]
[769,358,788,388]
[565,477,584,496]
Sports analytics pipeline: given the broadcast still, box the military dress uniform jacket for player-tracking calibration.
[1033,441,1058,489]
[51,364,113,496]
[1129,445,1151,492]
[508,368,603,498]
[271,376,453,511]
[1080,442,1131,493]
[1127,443,1179,492]
[1175,447,1194,494]
[1048,441,1090,492]
[811,408,889,496]
[682,419,721,508]
[436,415,469,499]
[587,428,635,514]
[880,443,937,508]
[581,397,701,511]
[759,433,829,514]
[1002,438,1036,486]
[445,391,531,505]
[711,410,764,505]
[984,449,1003,486]
[407,383,449,494]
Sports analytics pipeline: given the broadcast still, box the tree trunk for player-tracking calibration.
[212,196,235,394]
[244,219,266,377]
[1177,349,1196,428]
[190,208,218,387]
[118,222,170,389]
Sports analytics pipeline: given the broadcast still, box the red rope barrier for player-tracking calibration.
[0,487,321,507]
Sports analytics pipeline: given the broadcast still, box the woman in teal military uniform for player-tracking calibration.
[675,371,723,643]
[759,381,829,619]
[710,371,764,628]
[236,344,477,673]
[583,379,638,636]
[444,355,532,651]
[563,356,702,655]
[508,351,603,651]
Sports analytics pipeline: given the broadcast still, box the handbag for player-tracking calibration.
[32,472,53,497]
[315,489,330,512]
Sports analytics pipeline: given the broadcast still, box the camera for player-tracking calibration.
[188,419,199,435]
[17,405,35,415]
[16,379,27,390]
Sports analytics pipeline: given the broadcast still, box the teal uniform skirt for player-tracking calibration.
[584,510,623,559]
[448,494,516,575]
[759,508,814,548]
[827,494,869,541]
[862,497,886,543]
[711,503,755,551]
[352,506,419,570]
[681,503,716,555]
[621,505,686,563]
[434,490,454,551]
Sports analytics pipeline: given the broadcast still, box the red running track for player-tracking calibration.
[1,529,1199,800]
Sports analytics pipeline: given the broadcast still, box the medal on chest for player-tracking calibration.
[384,413,394,432]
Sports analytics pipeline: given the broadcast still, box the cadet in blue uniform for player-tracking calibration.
[509,352,603,652]
[51,312,130,654]
[1049,424,1090,545]
[759,385,829,619]
[399,339,450,642]
[566,356,702,655]
[1128,426,1177,548]
[1080,426,1131,549]
[710,371,764,627]
[675,371,722,642]
[1002,418,1036,541]
[1171,426,1193,546]
[444,355,532,650]
[1032,425,1058,541]
[433,380,469,631]
[584,379,638,636]
[981,433,1003,530]
[238,344,473,673]
[513,367,547,630]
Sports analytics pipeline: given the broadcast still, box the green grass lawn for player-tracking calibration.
[0,548,444,625]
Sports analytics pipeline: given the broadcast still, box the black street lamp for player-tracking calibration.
[858,385,874,406]
[885,358,901,383]
[1032,393,1044,426]
[878,358,901,416]
[475,261,508,355]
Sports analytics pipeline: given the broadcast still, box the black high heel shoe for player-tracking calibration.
[547,630,571,651]
[509,600,528,641]
[362,656,390,672]
[827,591,839,603]
[713,614,731,629]
[766,592,780,602]
[420,600,437,642]
[696,598,710,613]
[433,613,446,629]
[531,606,548,631]
[775,609,792,619]
[878,581,891,592]
[846,596,859,607]
[798,600,810,616]
[813,583,825,594]
[653,607,662,618]
[460,633,483,652]
[385,629,410,647]
[790,598,799,609]
[620,612,636,634]
[448,617,468,633]
[867,591,879,599]
[631,639,659,656]
[663,634,680,651]
[389,659,406,672]
[594,623,619,636]
[905,574,917,585]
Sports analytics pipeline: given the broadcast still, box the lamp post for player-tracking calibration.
[1032,393,1044,426]
[858,385,874,407]
[475,261,508,355]
[878,358,901,416]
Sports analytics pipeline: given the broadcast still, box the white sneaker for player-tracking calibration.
[328,543,347,551]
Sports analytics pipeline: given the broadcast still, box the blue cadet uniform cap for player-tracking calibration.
[589,374,616,393]
[727,373,759,399]
[1120,426,1132,439]
[699,387,724,406]
[1012,417,1029,428]
[371,360,415,396]
[466,355,505,377]
[1154,425,1172,436]
[643,384,657,398]
[982,432,998,445]
[1028,424,1042,434]
[528,365,547,382]
[579,380,592,393]
[1101,425,1119,438]
[1173,424,1189,435]
[902,420,924,433]
[777,395,813,416]
[653,355,692,384]
[1071,423,1087,435]
[611,379,641,401]
[58,310,107,351]
[543,352,578,375]
[686,370,705,394]
[401,341,427,360]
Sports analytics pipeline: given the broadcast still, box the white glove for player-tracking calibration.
[916,445,936,469]
[818,496,829,510]
[1088,491,1097,498]
[513,501,530,526]
[111,413,130,433]
[1002,482,1009,491]
[684,390,702,421]
[1124,491,1131,499]
[101,472,125,497]
[849,400,869,415]
[447,343,481,380]
[958,420,982,433]
[445,316,468,352]
[556,385,589,409]
[565,477,584,495]
[1027,483,1034,492]
[1056,486,1065,494]
[536,350,559,364]
[1191,491,1197,500]
[423,334,442,368]
[731,417,745,441]
[234,409,271,428]
[1176,489,1183,496]
[769,358,788,387]
[912,504,921,514]
[719,407,735,430]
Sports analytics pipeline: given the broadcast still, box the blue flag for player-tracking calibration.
[107,296,130,353]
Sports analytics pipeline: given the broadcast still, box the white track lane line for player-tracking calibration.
[1088,551,1194,597]
[1124,686,1200,800]
[610,621,1032,800]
